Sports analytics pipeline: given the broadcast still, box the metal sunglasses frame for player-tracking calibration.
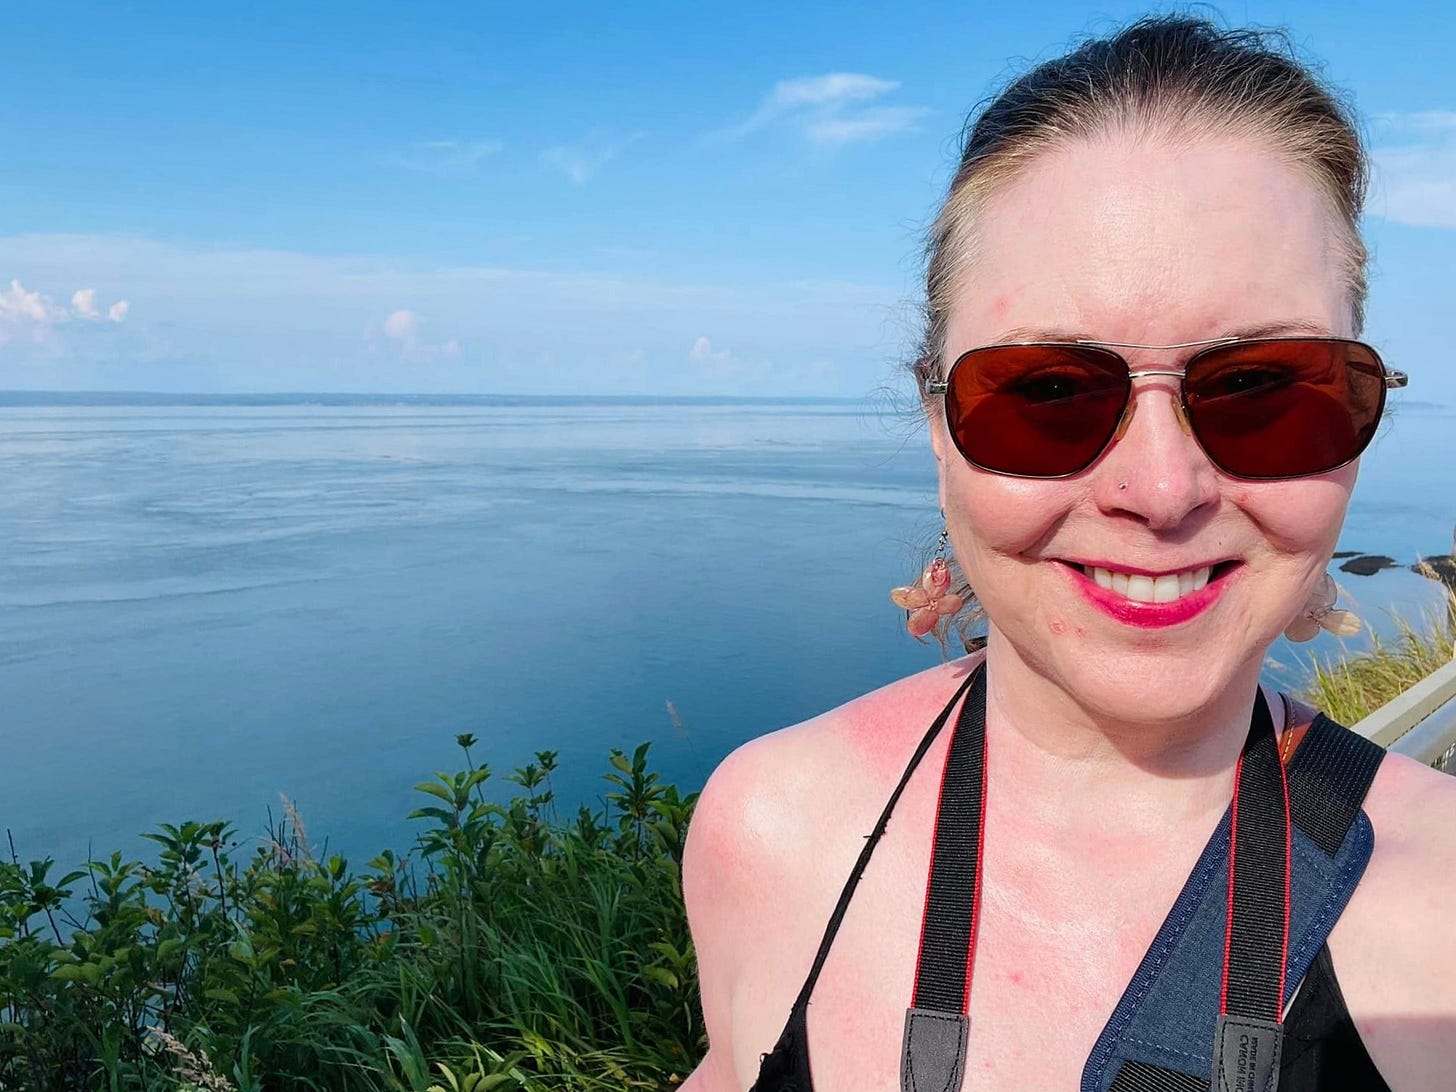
[926,335,1409,394]
[924,335,1410,480]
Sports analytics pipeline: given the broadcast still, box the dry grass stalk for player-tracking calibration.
[143,1027,238,1092]
[1303,594,1456,725]
[265,793,314,867]
[280,794,312,860]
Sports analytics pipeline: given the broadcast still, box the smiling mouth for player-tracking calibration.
[1062,560,1241,604]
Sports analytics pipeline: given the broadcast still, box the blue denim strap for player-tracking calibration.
[1082,717,1383,1092]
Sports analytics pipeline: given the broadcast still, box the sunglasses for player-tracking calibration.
[928,336,1407,480]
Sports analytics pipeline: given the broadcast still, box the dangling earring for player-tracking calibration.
[890,525,965,639]
[1283,572,1362,642]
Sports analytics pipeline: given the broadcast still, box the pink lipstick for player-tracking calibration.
[1059,561,1236,628]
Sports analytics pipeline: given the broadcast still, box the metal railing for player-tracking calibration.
[1352,655,1456,773]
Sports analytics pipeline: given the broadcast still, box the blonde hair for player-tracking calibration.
[906,15,1370,650]
[913,15,1368,398]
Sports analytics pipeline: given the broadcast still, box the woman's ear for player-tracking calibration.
[928,407,951,512]
[928,405,947,463]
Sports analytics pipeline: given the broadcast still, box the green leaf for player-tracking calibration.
[407,806,458,824]
[49,962,101,985]
[412,779,457,804]
[466,803,499,824]
[470,1076,516,1091]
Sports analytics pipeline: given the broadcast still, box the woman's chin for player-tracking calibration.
[994,633,1252,728]
[1069,649,1259,727]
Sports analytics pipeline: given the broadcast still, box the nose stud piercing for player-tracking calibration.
[1118,480,1129,491]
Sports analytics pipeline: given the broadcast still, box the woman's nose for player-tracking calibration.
[1095,382,1220,530]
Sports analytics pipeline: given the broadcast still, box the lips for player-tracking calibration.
[1057,559,1241,628]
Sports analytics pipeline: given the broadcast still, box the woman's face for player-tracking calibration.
[931,132,1357,723]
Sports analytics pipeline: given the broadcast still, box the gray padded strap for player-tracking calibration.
[1211,1015,1282,1092]
[901,1009,969,1092]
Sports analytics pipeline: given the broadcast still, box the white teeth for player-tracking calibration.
[1086,564,1217,603]
[1152,574,1180,603]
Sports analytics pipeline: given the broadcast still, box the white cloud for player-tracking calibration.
[685,334,797,385]
[374,307,461,363]
[688,335,730,363]
[1370,111,1456,230]
[0,279,128,347]
[0,280,64,326]
[382,308,417,340]
[0,233,895,394]
[391,139,503,176]
[688,334,764,381]
[541,130,643,185]
[772,73,897,109]
[71,288,98,318]
[723,72,927,147]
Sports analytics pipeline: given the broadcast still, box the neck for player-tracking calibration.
[980,628,1280,834]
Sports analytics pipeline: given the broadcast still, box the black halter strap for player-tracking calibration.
[789,666,981,1014]
[903,671,1292,1092]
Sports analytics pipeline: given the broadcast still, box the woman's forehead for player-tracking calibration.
[950,134,1348,347]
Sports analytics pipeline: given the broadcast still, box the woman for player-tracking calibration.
[681,16,1456,1092]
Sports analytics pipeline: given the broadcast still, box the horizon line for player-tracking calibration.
[0,389,872,406]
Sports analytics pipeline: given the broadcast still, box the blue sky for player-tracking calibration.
[0,2,1452,397]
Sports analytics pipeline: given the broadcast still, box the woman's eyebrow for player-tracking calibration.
[986,319,1336,345]
[990,324,1090,344]
[1222,319,1336,339]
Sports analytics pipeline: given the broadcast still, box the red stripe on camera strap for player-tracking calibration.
[1221,696,1294,1020]
[1210,692,1293,1091]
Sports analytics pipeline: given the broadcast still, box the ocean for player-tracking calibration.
[1,395,1451,871]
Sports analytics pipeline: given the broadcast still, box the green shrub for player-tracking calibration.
[0,739,701,1091]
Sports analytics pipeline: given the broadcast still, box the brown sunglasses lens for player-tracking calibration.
[944,345,1130,476]
[1183,340,1386,478]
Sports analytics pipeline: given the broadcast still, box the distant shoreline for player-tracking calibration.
[0,390,866,408]
[0,390,1448,412]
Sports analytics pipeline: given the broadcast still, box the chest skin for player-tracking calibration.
[729,723,1231,1092]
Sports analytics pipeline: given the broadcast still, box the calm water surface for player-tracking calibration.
[0,399,1451,869]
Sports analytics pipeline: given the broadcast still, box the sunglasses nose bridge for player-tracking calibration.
[1112,368,1193,445]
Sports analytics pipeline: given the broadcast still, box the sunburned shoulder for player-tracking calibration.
[681,655,983,1088]
[685,654,983,886]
